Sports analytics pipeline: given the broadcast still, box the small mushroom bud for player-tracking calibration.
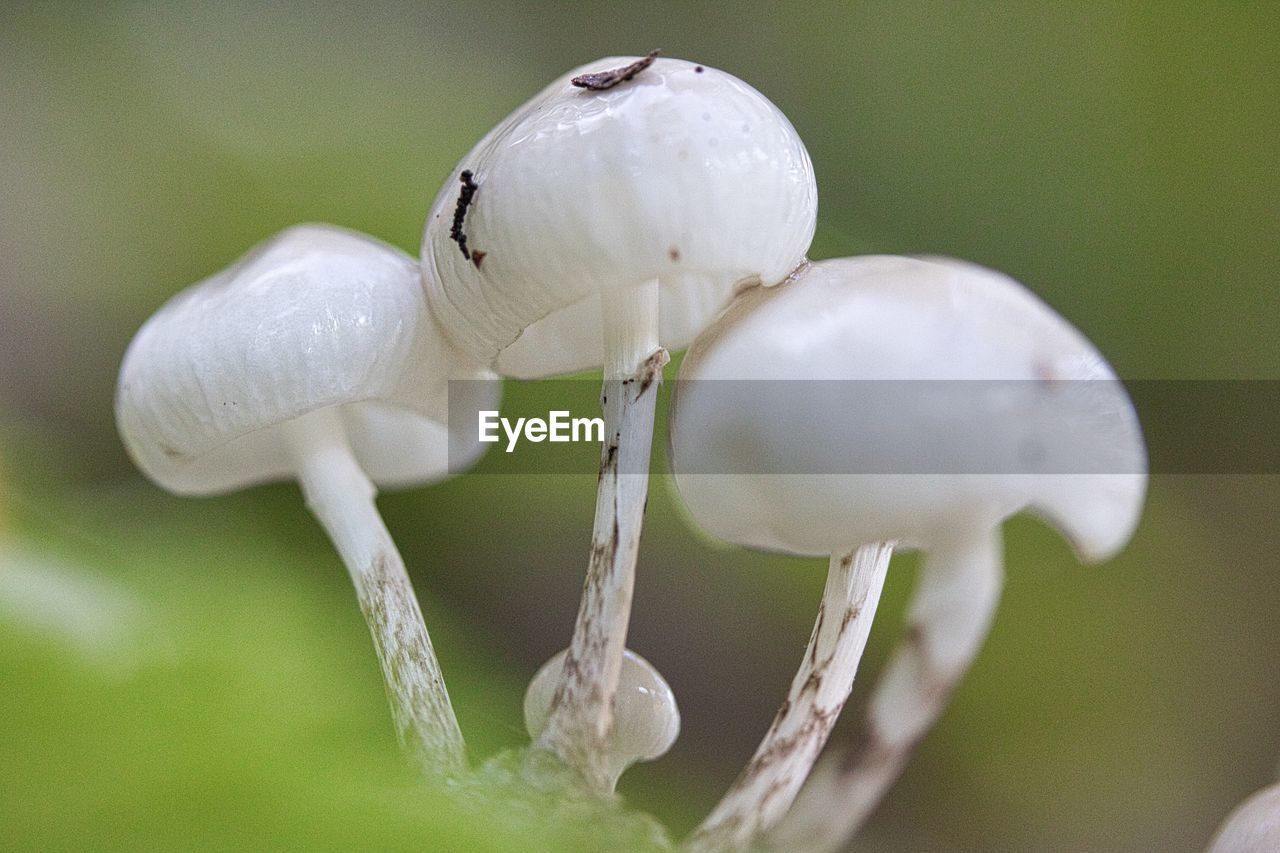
[421,54,816,789]
[524,648,680,792]
[1207,782,1280,853]
[115,224,497,776]
[673,256,1147,851]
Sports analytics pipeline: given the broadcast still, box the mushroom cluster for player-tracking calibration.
[116,54,1148,852]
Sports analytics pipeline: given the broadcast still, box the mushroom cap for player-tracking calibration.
[670,256,1147,561]
[1208,783,1280,853]
[524,648,680,770]
[116,224,496,496]
[422,55,817,378]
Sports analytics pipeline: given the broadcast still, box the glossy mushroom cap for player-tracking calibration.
[1208,783,1280,853]
[422,55,817,378]
[670,255,1146,561]
[525,648,680,780]
[116,224,496,495]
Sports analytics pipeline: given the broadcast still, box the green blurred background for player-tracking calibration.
[2,2,1277,850]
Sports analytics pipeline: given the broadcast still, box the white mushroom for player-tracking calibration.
[523,648,680,793]
[115,223,496,776]
[1208,782,1280,853]
[421,54,816,788]
[670,256,1147,851]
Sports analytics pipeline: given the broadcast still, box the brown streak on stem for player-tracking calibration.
[637,349,670,398]
[688,545,893,852]
[765,538,1004,852]
[533,346,668,789]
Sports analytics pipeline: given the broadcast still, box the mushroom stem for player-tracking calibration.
[687,542,893,852]
[284,406,466,776]
[766,529,1004,852]
[536,281,667,790]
